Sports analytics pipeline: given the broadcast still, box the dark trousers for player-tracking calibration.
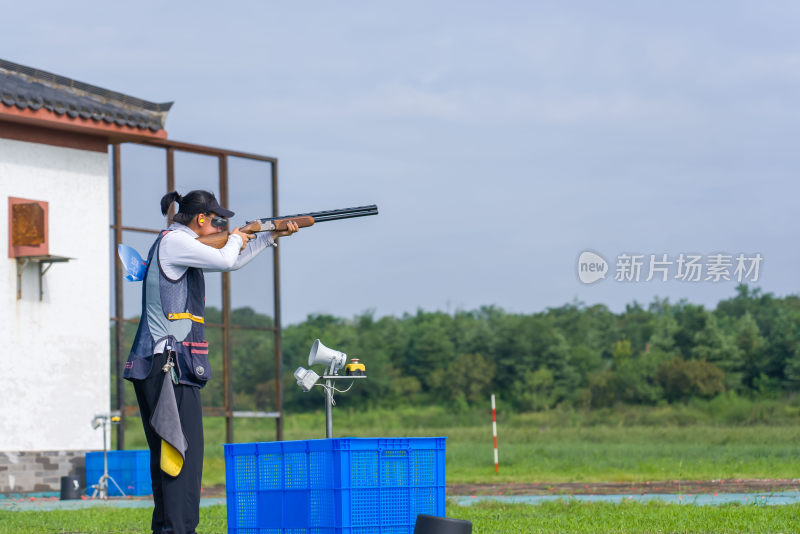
[133,352,204,534]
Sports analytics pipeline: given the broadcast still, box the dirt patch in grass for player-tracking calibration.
[447,478,800,495]
[200,479,800,498]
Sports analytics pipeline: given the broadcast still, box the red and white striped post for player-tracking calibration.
[491,394,499,473]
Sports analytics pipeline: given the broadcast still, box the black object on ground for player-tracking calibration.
[60,476,81,500]
[415,513,472,534]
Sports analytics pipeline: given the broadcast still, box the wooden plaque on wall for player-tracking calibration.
[8,197,49,258]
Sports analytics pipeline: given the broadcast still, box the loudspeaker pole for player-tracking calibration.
[325,377,333,438]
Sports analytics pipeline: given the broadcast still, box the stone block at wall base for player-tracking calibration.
[0,451,90,493]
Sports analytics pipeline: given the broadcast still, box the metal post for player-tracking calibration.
[272,160,283,441]
[113,144,125,450]
[109,139,281,441]
[325,378,333,439]
[166,147,175,220]
[102,421,108,495]
[219,155,234,444]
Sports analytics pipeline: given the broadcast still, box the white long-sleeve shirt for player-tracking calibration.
[159,222,275,279]
[153,222,275,354]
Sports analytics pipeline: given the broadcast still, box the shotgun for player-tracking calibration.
[197,204,379,249]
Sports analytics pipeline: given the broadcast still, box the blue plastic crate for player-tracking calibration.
[85,450,151,496]
[224,437,446,534]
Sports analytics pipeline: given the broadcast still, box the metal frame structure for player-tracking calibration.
[110,138,284,449]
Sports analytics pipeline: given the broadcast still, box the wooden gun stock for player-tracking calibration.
[196,216,316,249]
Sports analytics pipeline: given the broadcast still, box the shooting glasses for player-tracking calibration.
[210,215,228,229]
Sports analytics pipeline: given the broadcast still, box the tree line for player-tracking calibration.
[114,284,800,412]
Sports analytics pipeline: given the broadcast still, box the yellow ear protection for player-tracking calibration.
[199,216,205,223]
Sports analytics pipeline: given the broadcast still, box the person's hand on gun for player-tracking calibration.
[231,227,253,252]
[271,220,300,239]
[231,221,299,252]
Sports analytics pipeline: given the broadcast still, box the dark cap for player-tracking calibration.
[204,195,234,218]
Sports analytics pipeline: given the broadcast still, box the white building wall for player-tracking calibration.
[0,137,108,451]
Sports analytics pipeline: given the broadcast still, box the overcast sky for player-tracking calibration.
[4,2,800,324]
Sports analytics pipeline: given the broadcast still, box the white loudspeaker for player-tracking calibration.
[308,339,347,375]
[294,367,320,392]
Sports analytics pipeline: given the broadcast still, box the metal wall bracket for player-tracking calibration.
[16,255,72,301]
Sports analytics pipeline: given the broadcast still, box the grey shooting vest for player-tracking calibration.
[123,231,210,388]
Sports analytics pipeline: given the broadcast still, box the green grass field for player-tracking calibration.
[5,402,800,533]
[115,404,800,486]
[3,502,800,534]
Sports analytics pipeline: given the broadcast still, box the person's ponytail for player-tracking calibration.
[160,191,182,216]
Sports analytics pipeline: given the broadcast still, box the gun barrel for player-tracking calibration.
[257,204,378,224]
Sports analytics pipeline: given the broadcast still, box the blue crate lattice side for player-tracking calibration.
[224,437,446,533]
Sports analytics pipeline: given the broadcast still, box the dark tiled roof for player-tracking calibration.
[0,59,172,132]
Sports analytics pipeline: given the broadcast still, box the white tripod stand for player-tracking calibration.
[89,414,126,500]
